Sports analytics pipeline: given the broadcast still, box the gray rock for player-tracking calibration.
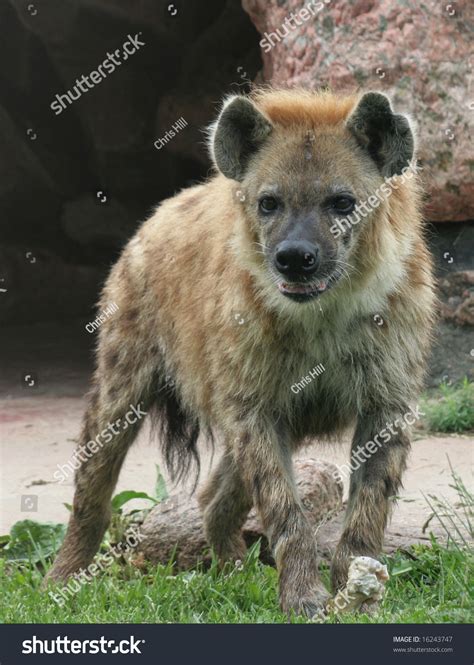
[60,195,138,247]
[0,245,104,324]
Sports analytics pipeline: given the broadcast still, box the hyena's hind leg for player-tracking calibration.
[44,376,152,584]
[44,239,165,585]
[198,450,252,563]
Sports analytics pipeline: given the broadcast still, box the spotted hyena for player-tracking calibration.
[47,89,435,616]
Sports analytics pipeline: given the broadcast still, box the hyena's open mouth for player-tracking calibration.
[277,271,342,303]
[278,280,327,301]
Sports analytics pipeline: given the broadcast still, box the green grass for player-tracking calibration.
[421,378,474,434]
[1,466,472,624]
[0,539,472,624]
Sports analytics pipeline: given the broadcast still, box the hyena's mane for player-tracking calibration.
[249,87,359,127]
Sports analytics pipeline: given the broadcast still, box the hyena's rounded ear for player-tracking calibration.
[346,92,415,177]
[208,96,273,181]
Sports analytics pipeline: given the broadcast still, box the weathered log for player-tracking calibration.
[138,458,344,570]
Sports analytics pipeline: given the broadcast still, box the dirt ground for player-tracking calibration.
[0,322,472,550]
[2,394,472,549]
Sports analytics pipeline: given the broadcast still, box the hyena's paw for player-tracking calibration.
[330,541,360,592]
[210,533,248,568]
[330,556,350,593]
[280,581,330,619]
[42,558,80,589]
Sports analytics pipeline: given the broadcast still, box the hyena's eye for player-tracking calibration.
[330,195,356,215]
[259,196,280,214]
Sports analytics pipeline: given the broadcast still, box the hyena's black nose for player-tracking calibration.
[274,241,319,277]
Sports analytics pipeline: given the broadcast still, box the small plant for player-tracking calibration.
[0,520,66,565]
[423,459,473,554]
[114,464,168,539]
[422,378,474,433]
[1,465,473,623]
[0,465,168,568]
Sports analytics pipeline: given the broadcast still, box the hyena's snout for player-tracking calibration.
[274,240,320,279]
[273,239,331,303]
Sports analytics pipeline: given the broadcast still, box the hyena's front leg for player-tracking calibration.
[331,414,410,592]
[198,450,252,563]
[233,429,329,617]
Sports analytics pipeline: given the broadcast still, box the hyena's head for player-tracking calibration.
[209,89,416,305]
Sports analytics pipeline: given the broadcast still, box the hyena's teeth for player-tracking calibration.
[279,280,327,295]
[279,282,310,294]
